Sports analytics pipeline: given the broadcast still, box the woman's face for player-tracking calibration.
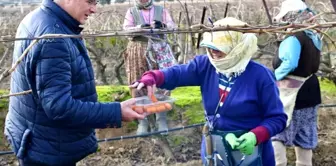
[208,48,226,60]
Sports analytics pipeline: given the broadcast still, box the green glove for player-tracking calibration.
[225,133,240,150]
[236,132,257,155]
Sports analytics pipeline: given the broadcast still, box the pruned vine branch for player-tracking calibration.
[2,22,336,42]
[1,20,336,98]
[0,90,32,99]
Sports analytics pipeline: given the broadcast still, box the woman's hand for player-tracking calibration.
[136,24,151,29]
[225,132,257,155]
[130,82,156,99]
[129,70,164,98]
[152,20,166,29]
[225,133,240,149]
[236,132,257,155]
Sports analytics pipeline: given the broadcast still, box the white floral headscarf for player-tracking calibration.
[200,17,258,77]
[273,0,321,50]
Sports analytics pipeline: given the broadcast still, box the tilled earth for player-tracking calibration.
[1,104,335,166]
[79,105,336,166]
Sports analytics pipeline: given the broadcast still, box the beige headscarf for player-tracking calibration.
[134,0,153,9]
[200,17,258,77]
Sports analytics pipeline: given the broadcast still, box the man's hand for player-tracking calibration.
[120,98,146,122]
[236,132,257,155]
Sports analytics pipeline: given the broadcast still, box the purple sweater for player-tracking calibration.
[159,55,287,165]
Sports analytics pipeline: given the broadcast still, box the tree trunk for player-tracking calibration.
[114,59,125,85]
[86,46,108,85]
[114,49,126,85]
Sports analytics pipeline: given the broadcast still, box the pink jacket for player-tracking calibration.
[123,6,175,30]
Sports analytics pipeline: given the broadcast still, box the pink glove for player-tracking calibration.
[138,70,165,87]
[129,70,165,96]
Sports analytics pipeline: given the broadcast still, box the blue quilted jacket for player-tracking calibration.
[4,0,121,165]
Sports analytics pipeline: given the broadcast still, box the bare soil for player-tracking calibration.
[1,98,335,166]
[80,99,336,166]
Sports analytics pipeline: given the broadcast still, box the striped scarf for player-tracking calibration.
[218,73,236,107]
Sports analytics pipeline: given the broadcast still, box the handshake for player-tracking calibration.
[136,20,167,29]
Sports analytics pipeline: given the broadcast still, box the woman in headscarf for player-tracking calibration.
[131,17,287,166]
[122,0,177,135]
[272,0,322,166]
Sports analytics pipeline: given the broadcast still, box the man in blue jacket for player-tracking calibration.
[4,0,145,165]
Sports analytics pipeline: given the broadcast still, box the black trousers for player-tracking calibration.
[19,159,76,166]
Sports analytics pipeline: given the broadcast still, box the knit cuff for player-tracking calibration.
[152,70,165,87]
[251,126,270,145]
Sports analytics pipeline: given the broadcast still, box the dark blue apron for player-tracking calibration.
[205,130,263,166]
[203,75,263,166]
